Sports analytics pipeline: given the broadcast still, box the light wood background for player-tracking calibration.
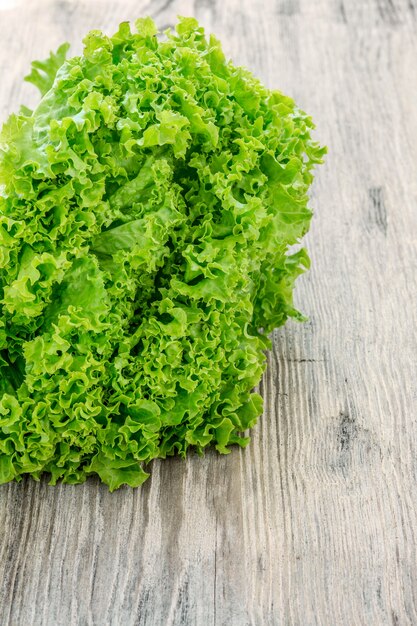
[1,0,417,624]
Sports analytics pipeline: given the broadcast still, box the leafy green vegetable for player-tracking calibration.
[0,17,325,490]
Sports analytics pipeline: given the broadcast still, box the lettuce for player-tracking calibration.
[0,17,325,490]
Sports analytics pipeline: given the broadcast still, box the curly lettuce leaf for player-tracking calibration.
[0,17,325,490]
[25,42,70,97]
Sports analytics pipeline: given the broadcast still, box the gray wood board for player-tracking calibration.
[0,0,416,624]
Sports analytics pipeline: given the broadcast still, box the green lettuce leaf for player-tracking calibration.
[0,16,325,490]
[25,42,70,96]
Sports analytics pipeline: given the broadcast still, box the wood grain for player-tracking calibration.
[0,0,416,624]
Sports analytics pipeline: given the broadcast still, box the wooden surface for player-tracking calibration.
[1,0,417,624]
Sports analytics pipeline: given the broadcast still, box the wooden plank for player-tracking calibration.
[0,0,416,624]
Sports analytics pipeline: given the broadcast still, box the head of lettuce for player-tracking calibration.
[0,17,325,490]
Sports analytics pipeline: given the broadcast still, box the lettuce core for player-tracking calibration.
[0,17,325,490]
